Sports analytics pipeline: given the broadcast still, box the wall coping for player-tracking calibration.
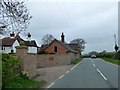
[15,46,28,49]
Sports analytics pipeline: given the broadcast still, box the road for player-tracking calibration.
[47,58,119,88]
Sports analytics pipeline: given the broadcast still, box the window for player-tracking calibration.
[54,46,57,52]
[4,47,5,50]
[1,47,3,50]
[1,46,5,50]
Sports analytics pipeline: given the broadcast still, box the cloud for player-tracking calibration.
[26,1,118,53]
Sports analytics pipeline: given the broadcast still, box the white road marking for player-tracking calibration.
[70,59,83,71]
[70,65,77,70]
[93,64,96,67]
[66,71,70,74]
[105,61,119,67]
[100,59,119,67]
[59,75,64,79]
[97,69,107,80]
[91,60,93,64]
[47,82,55,88]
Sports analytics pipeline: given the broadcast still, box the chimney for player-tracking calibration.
[10,32,15,38]
[27,33,31,42]
[61,32,65,43]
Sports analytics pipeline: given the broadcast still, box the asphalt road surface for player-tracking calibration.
[47,58,119,88]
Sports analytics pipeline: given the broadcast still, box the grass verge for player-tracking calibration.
[71,58,83,64]
[3,76,46,88]
[102,58,120,66]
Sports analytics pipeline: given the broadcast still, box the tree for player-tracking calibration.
[89,51,98,56]
[41,34,54,45]
[70,38,86,53]
[0,0,32,35]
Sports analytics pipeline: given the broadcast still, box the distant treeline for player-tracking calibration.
[82,51,120,60]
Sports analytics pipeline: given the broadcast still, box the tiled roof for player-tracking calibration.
[1,37,16,46]
[40,39,78,54]
[40,44,48,50]
[1,35,38,47]
[24,40,38,47]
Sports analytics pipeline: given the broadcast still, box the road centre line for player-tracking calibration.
[97,69,107,80]
[91,60,93,64]
[59,75,64,79]
[47,82,55,88]
[93,64,96,67]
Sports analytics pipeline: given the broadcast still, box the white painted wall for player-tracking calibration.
[13,40,19,52]
[1,40,19,53]
[28,47,37,53]
[1,47,12,53]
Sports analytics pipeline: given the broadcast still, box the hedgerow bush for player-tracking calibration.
[2,53,20,88]
[96,53,115,58]
[2,53,46,88]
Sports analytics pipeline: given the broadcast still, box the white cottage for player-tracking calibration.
[1,33,38,53]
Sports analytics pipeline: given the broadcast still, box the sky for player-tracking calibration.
[2,0,119,54]
[24,0,119,54]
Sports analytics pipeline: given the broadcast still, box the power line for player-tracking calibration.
[55,0,74,27]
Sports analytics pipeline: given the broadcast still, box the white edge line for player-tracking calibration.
[97,69,107,80]
[101,59,119,67]
[59,75,64,79]
[70,65,77,70]
[70,59,83,70]
[66,71,70,74]
[106,61,119,67]
[47,82,55,88]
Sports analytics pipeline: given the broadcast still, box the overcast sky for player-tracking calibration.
[24,0,119,54]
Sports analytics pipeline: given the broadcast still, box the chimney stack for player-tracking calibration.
[61,32,65,43]
[27,33,31,42]
[10,32,15,38]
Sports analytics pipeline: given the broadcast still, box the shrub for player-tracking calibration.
[71,58,82,64]
[2,53,20,87]
[3,76,46,88]
[114,51,120,60]
[20,70,29,79]
[96,53,115,58]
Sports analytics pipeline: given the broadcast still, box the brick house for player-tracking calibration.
[39,33,80,59]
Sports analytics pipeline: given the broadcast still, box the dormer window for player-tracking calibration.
[54,46,57,52]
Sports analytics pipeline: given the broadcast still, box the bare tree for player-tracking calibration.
[70,38,86,53]
[42,34,54,45]
[0,0,32,35]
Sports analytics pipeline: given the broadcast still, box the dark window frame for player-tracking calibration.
[54,46,57,53]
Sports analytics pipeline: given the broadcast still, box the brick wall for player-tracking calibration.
[45,40,67,54]
[15,46,37,78]
[15,46,78,78]
[37,54,74,68]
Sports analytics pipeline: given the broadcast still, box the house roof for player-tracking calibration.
[1,35,38,47]
[1,34,24,46]
[24,40,38,47]
[1,37,16,46]
[40,44,48,50]
[40,39,78,54]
